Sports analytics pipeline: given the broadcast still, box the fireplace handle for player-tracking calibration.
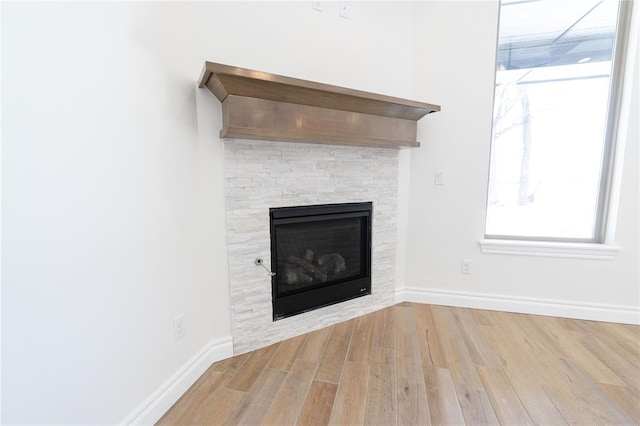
[254,257,276,277]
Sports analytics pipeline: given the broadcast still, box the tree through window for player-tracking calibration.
[485,0,632,242]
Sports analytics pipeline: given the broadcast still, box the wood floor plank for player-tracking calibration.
[551,356,636,425]
[453,307,501,369]
[396,305,425,382]
[211,351,251,375]
[372,305,396,349]
[328,361,370,426]
[510,313,566,357]
[159,304,639,426]
[268,333,307,372]
[226,342,280,392]
[346,311,376,364]
[176,374,245,425]
[193,389,246,425]
[364,347,396,426]
[500,314,603,424]
[572,318,640,366]
[470,308,495,326]
[577,331,640,392]
[476,365,534,425]
[413,303,447,369]
[156,370,229,425]
[431,306,499,425]
[298,325,333,364]
[537,316,627,386]
[478,318,567,425]
[297,380,338,426]
[315,318,355,384]
[396,305,431,425]
[397,378,430,426]
[262,359,318,426]
[424,367,466,426]
[601,383,640,422]
[600,321,640,349]
[226,368,287,425]
[536,356,602,424]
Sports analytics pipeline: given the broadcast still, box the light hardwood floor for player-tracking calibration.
[158,303,640,425]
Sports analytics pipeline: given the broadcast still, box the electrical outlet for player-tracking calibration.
[434,170,445,185]
[461,259,472,274]
[174,314,185,341]
[339,0,349,18]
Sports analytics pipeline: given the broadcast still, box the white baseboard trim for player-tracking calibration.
[402,287,640,325]
[395,286,405,304]
[121,336,234,425]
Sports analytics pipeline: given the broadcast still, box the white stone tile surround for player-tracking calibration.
[224,140,399,354]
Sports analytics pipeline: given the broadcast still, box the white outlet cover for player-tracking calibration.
[461,259,472,274]
[339,0,349,18]
[174,314,185,341]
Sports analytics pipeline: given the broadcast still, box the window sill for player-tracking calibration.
[479,239,619,260]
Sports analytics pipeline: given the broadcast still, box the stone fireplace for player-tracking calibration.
[224,140,400,354]
[199,61,440,354]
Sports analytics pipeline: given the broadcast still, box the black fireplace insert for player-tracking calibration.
[270,202,372,320]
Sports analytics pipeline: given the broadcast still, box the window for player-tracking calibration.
[485,0,632,243]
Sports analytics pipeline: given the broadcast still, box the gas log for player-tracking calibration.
[282,249,346,286]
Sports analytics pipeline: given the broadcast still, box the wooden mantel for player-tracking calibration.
[198,61,440,149]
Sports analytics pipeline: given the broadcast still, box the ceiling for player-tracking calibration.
[497,0,620,69]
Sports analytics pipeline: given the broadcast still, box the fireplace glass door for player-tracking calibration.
[270,202,372,320]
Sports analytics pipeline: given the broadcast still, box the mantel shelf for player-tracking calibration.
[198,61,440,149]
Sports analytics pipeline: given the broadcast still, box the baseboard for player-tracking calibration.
[394,285,405,304]
[119,288,637,425]
[121,336,234,425]
[402,287,640,325]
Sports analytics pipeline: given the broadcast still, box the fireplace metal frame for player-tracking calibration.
[270,202,372,321]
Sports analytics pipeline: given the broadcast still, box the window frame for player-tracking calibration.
[484,0,634,245]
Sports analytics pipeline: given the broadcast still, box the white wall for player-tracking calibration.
[1,1,416,424]
[4,1,638,424]
[406,1,639,318]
